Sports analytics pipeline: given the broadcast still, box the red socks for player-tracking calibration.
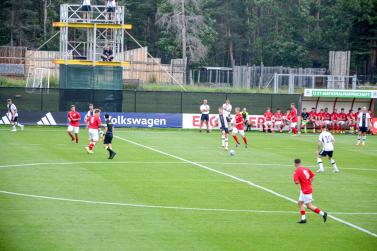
[233,135,240,144]
[314,208,320,214]
[242,136,248,144]
[88,143,94,150]
[75,134,79,143]
[300,210,306,216]
[68,132,74,141]
[292,128,297,134]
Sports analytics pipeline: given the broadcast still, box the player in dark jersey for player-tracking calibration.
[301,108,309,133]
[102,114,116,159]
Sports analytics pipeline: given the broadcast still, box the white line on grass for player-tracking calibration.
[0,190,375,216]
[114,135,377,238]
[0,161,375,172]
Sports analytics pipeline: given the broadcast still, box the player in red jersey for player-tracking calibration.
[322,108,331,128]
[353,108,361,131]
[263,107,274,133]
[67,105,81,143]
[85,109,102,154]
[290,103,298,135]
[273,108,284,133]
[283,109,291,133]
[330,108,338,134]
[232,107,248,148]
[347,109,355,134]
[293,159,328,224]
[337,108,347,134]
[308,107,317,133]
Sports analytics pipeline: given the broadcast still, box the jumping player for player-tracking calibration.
[85,109,102,154]
[317,126,339,173]
[199,99,210,133]
[301,108,309,133]
[356,107,372,146]
[293,159,328,224]
[67,105,81,143]
[274,108,284,133]
[263,107,274,133]
[214,107,229,150]
[232,107,248,148]
[102,114,116,159]
[6,98,24,132]
[290,103,298,135]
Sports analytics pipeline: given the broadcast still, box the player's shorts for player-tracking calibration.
[264,121,273,127]
[290,122,297,128]
[301,120,308,126]
[67,125,79,134]
[338,121,346,125]
[107,6,115,12]
[89,128,99,142]
[82,5,92,11]
[220,127,229,134]
[11,116,18,123]
[324,120,331,125]
[359,126,368,133]
[274,121,282,126]
[200,114,209,121]
[226,116,231,122]
[299,191,313,204]
[319,150,333,158]
[104,134,113,144]
[232,127,245,136]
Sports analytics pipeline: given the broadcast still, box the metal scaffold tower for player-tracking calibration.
[52,4,132,92]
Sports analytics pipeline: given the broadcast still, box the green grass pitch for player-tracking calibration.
[0,127,376,250]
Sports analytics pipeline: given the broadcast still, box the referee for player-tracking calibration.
[102,114,116,159]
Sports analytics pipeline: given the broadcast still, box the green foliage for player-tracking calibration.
[0,76,26,87]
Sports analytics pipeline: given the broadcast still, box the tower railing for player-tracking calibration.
[60,4,124,24]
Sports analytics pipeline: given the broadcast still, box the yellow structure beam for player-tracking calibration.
[53,22,132,30]
[53,59,129,67]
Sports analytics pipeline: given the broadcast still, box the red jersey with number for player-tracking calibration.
[274,112,283,121]
[293,166,314,194]
[338,113,347,121]
[331,113,338,121]
[87,115,102,129]
[68,111,81,127]
[264,112,273,121]
[290,107,298,122]
[234,113,244,130]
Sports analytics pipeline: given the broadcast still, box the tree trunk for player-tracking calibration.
[315,0,320,29]
[10,6,15,46]
[227,26,235,67]
[181,0,187,84]
[369,40,377,75]
[43,0,48,41]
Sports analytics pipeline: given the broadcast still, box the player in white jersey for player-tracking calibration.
[213,107,229,150]
[316,126,339,173]
[6,99,24,132]
[199,99,210,133]
[222,99,232,122]
[84,104,94,121]
[356,107,372,146]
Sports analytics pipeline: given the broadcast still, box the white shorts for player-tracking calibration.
[274,121,282,126]
[299,191,313,204]
[264,121,273,127]
[324,120,331,125]
[89,128,99,142]
[290,122,297,128]
[338,121,346,125]
[232,127,245,136]
[67,125,79,134]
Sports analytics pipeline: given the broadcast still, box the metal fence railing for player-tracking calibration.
[0,87,300,114]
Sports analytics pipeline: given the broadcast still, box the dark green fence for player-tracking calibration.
[0,87,301,114]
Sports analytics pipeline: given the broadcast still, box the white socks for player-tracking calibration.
[317,158,324,172]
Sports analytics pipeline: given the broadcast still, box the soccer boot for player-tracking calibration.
[297,219,307,224]
[109,152,117,159]
[323,212,328,222]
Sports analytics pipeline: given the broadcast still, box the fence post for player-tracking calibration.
[180,92,183,113]
[40,88,44,111]
[352,75,357,90]
[311,76,315,89]
[288,74,294,94]
[273,73,278,93]
[134,90,137,112]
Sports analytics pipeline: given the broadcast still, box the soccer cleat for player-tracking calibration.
[236,143,240,148]
[362,142,365,146]
[20,125,24,130]
[323,212,328,222]
[85,147,91,154]
[356,142,360,146]
[109,152,116,159]
[245,144,248,148]
[333,168,339,173]
[297,219,307,224]
[316,168,324,173]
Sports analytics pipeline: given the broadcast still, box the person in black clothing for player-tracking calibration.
[101,47,114,62]
[102,114,116,159]
[301,108,310,133]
